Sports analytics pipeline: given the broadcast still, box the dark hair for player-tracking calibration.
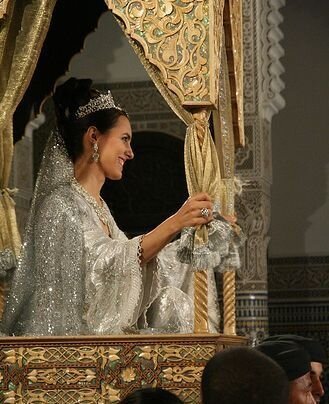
[201,347,289,404]
[255,340,311,381]
[119,388,183,404]
[263,334,328,365]
[53,77,128,162]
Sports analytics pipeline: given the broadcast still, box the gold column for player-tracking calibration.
[194,271,208,333]
[223,271,236,335]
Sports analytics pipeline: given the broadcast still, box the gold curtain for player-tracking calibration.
[0,0,57,257]
[0,0,57,317]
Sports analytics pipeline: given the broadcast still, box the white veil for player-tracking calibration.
[1,131,74,334]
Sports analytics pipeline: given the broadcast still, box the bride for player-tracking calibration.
[0,78,229,336]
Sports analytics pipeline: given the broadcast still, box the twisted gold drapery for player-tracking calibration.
[0,0,57,315]
[185,110,222,333]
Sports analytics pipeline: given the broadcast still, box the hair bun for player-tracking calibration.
[53,77,93,122]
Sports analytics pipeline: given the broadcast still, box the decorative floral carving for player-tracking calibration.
[139,345,152,360]
[121,367,136,383]
[27,368,96,385]
[3,383,23,404]
[162,366,203,383]
[99,346,121,368]
[106,0,223,106]
[235,182,270,285]
[100,385,121,403]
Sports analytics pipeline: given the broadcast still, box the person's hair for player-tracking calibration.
[201,347,289,404]
[53,77,128,162]
[119,387,183,404]
[263,334,328,365]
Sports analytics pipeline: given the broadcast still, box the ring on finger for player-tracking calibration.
[200,207,210,218]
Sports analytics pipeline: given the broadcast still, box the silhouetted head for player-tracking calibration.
[201,347,289,404]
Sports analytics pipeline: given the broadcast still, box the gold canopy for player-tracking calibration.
[0,0,244,333]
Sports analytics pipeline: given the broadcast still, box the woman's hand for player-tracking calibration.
[140,193,213,264]
[170,193,214,232]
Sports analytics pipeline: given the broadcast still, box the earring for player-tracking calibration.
[92,142,99,162]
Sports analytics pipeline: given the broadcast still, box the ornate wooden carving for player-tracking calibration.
[0,334,246,403]
[106,0,224,107]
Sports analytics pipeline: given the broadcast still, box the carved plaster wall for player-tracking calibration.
[9,114,45,236]
[234,0,285,343]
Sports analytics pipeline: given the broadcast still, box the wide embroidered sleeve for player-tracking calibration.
[82,207,144,334]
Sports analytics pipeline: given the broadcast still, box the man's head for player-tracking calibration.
[264,335,327,403]
[309,362,324,404]
[255,341,315,404]
[201,347,289,404]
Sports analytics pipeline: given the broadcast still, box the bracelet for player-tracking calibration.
[137,234,145,265]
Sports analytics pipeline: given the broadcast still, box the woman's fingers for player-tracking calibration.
[188,207,213,223]
[185,199,213,211]
[177,193,240,230]
[190,215,213,226]
[190,192,212,202]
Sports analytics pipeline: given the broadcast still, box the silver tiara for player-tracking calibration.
[75,91,117,119]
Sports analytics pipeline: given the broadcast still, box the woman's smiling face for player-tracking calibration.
[97,115,134,180]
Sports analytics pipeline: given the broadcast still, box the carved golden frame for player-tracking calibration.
[105,0,244,130]
[105,0,222,107]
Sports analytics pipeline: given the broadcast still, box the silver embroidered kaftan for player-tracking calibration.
[0,134,220,336]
